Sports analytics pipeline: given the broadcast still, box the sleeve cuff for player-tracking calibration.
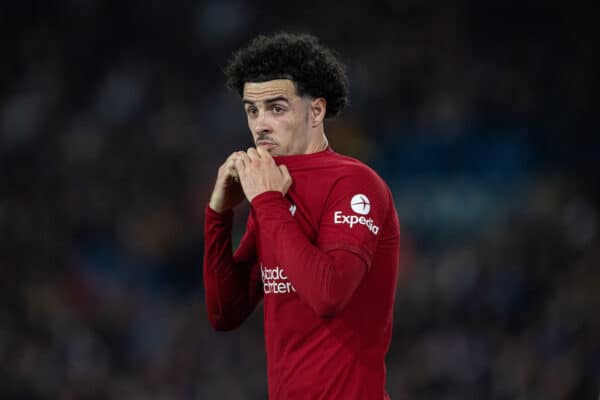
[205,205,234,221]
[250,191,288,210]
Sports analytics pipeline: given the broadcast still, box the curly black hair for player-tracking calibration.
[225,32,349,118]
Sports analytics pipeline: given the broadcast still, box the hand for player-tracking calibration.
[208,151,247,213]
[235,147,292,202]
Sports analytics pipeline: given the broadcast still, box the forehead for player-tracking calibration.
[242,79,299,101]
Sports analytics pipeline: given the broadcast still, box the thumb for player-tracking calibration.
[279,164,292,195]
[279,164,290,178]
[256,145,272,160]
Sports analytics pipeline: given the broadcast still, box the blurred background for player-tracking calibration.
[1,1,598,399]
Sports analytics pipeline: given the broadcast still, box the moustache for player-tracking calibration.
[256,133,277,144]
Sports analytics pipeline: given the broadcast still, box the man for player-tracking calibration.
[203,32,400,399]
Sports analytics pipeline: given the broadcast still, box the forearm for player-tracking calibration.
[251,192,367,317]
[203,207,261,330]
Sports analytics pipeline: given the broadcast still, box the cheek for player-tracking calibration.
[283,115,303,131]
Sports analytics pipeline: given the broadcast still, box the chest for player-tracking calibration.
[282,170,334,243]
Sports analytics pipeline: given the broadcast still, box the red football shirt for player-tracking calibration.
[204,148,400,399]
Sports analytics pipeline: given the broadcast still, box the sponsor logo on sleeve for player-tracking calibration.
[334,194,380,235]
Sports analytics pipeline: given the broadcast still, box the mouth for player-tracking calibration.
[257,141,277,150]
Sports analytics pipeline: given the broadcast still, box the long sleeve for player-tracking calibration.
[203,206,263,330]
[251,192,368,318]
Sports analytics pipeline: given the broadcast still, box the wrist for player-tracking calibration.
[208,199,229,214]
[206,203,233,218]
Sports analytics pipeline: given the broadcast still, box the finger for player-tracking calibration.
[235,158,246,174]
[238,151,252,165]
[225,152,236,162]
[279,164,290,178]
[223,152,243,176]
[246,147,260,161]
[226,151,242,163]
[225,157,238,171]
[256,146,274,161]
[227,166,239,182]
[279,165,292,194]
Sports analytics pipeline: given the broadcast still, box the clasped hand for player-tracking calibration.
[209,147,292,213]
[235,147,292,202]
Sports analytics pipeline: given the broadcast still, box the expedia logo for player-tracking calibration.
[351,194,370,215]
[333,194,380,235]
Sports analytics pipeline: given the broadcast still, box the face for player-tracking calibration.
[242,79,312,156]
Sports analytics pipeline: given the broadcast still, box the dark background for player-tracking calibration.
[1,1,598,399]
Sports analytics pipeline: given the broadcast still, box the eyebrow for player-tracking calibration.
[243,96,290,106]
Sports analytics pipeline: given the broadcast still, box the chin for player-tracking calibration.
[265,147,283,156]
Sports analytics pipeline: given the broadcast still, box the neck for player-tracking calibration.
[304,122,328,154]
[304,134,327,154]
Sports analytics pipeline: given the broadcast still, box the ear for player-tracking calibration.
[310,98,327,127]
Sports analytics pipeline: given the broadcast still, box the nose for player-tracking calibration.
[252,112,272,136]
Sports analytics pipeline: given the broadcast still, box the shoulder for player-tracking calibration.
[320,152,392,212]
[327,152,388,188]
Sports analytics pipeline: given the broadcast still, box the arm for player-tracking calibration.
[235,147,384,318]
[203,207,263,330]
[251,192,367,317]
[203,151,264,331]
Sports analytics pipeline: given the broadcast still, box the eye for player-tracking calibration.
[273,105,285,113]
[246,106,258,116]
